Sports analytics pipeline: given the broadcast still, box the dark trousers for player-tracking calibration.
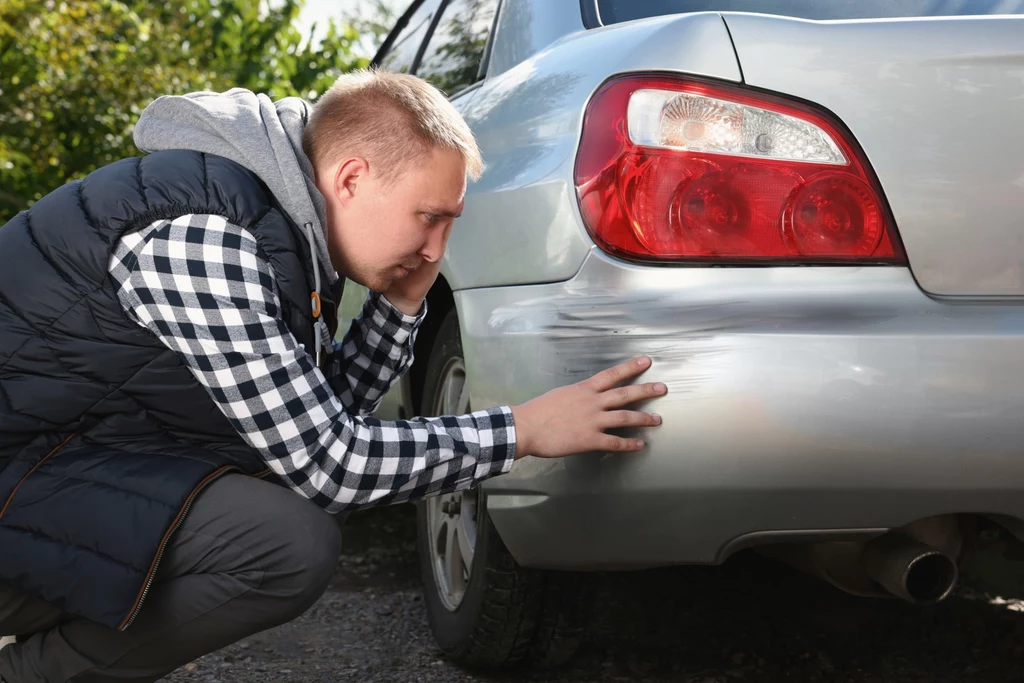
[0,474,342,682]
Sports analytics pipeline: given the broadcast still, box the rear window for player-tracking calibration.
[416,0,500,96]
[379,0,444,73]
[596,0,1024,24]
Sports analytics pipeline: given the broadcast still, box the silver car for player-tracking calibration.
[338,0,1024,668]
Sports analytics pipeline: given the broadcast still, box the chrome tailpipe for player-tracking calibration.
[862,532,959,605]
[755,522,962,606]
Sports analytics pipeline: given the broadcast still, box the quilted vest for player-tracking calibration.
[0,150,341,630]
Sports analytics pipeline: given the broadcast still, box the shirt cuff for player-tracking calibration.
[472,405,518,480]
[371,291,428,343]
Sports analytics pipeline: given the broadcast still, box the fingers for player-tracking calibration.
[596,434,646,452]
[588,356,652,392]
[600,410,662,429]
[601,381,668,409]
[593,410,661,454]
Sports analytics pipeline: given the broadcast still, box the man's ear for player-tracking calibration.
[333,157,370,207]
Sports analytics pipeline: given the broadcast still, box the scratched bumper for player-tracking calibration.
[455,247,1024,570]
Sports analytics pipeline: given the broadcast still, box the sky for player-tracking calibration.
[295,0,409,56]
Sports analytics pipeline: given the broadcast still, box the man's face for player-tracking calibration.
[321,146,467,293]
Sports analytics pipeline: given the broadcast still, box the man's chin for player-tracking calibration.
[343,270,387,292]
[364,275,395,294]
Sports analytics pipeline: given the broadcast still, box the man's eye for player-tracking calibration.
[425,214,439,225]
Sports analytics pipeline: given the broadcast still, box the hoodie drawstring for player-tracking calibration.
[303,222,331,368]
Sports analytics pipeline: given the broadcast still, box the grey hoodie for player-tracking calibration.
[133,88,339,287]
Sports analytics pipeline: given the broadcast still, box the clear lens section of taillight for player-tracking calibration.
[575,76,905,263]
[628,89,847,164]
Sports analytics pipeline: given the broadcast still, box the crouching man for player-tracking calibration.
[0,69,665,682]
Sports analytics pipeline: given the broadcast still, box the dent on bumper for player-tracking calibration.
[454,248,1024,570]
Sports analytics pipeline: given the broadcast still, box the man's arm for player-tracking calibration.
[110,214,516,514]
[323,290,425,417]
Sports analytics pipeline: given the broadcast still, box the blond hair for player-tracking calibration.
[303,68,483,183]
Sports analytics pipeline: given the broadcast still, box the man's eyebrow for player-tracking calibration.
[419,206,462,218]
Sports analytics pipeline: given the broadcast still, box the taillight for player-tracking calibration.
[574,75,905,264]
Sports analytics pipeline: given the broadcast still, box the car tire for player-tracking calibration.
[415,308,593,669]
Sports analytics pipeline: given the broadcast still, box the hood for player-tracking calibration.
[132,87,339,287]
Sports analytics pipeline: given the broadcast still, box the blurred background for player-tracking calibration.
[0,0,406,223]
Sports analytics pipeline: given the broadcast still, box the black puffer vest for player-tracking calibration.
[0,150,341,630]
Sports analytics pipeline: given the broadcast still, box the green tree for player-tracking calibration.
[0,0,367,222]
[343,0,398,57]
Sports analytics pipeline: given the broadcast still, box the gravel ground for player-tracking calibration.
[164,503,1024,683]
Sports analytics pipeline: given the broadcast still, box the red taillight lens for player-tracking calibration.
[574,75,905,263]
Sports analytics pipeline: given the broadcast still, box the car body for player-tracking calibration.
[339,0,1024,666]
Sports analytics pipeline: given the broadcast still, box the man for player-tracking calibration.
[0,69,666,682]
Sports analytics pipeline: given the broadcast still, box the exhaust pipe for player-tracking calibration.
[755,525,961,605]
[862,532,959,605]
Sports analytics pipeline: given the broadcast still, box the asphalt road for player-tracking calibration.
[165,502,1024,683]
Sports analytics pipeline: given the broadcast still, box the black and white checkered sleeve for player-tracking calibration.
[325,290,425,417]
[109,214,517,513]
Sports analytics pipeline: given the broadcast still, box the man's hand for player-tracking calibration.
[511,355,667,459]
[381,256,439,316]
[382,223,452,316]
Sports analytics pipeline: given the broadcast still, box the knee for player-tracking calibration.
[293,506,343,599]
[263,494,342,621]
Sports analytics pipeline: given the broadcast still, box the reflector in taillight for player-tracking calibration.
[574,75,905,263]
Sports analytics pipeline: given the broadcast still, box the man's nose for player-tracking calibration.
[420,224,448,263]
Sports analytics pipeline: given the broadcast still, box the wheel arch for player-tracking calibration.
[404,274,457,418]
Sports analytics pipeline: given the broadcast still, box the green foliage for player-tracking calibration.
[346,0,398,56]
[0,0,369,222]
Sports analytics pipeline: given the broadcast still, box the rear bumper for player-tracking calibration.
[456,248,1024,570]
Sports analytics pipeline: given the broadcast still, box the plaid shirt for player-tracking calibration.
[107,213,516,513]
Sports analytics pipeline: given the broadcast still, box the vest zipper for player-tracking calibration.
[118,465,236,630]
[118,465,274,630]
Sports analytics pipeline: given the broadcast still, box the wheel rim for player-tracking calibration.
[426,356,478,611]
